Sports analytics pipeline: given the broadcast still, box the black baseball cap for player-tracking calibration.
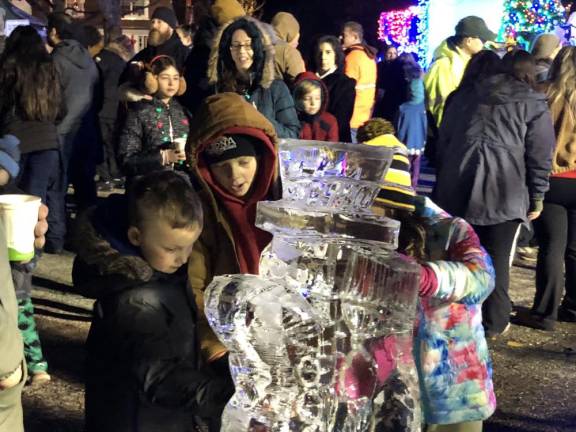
[455,16,497,42]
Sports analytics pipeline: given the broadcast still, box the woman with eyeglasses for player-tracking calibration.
[208,16,300,138]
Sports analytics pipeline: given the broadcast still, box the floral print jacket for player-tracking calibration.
[415,196,496,425]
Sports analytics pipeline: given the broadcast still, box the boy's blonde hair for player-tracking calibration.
[357,118,396,142]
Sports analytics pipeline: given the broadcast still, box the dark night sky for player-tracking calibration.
[261,0,415,59]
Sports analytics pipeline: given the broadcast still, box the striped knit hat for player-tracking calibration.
[358,118,416,212]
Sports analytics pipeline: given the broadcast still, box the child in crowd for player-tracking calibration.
[293,72,339,142]
[186,92,280,363]
[72,171,233,432]
[118,55,190,179]
[358,119,496,432]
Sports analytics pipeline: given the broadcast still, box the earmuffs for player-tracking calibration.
[143,55,187,96]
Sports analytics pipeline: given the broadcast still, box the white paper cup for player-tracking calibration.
[0,195,41,261]
[173,137,187,153]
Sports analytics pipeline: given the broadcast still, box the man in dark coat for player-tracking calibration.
[47,13,100,253]
[121,6,189,83]
[434,70,555,338]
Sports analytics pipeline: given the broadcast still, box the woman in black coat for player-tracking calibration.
[310,35,356,142]
[434,50,555,338]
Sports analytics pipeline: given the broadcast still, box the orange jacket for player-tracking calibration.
[344,44,378,129]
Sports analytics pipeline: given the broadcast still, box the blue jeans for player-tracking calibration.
[17,149,66,248]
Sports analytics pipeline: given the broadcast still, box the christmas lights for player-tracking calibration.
[498,0,565,41]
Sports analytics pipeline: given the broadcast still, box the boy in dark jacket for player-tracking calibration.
[293,72,339,142]
[73,171,233,432]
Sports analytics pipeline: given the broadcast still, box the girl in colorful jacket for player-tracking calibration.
[358,119,496,432]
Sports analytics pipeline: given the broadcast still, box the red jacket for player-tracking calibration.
[294,72,339,142]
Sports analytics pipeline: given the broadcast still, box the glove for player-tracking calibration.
[0,135,20,180]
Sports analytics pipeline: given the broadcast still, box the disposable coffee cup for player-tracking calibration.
[173,137,187,153]
[173,137,187,165]
[0,195,41,261]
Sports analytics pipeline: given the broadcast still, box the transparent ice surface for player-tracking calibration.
[278,139,394,210]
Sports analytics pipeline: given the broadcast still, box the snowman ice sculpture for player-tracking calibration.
[205,140,421,431]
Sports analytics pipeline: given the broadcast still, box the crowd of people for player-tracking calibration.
[0,1,574,431]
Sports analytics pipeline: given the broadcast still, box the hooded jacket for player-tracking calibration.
[186,92,279,362]
[207,16,300,138]
[51,39,99,137]
[269,13,305,85]
[424,39,470,128]
[344,43,377,129]
[414,196,496,425]
[73,195,233,432]
[293,72,339,142]
[434,74,555,225]
[118,97,191,178]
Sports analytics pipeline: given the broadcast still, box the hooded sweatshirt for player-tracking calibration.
[52,39,99,136]
[435,73,555,225]
[424,39,471,128]
[293,72,339,142]
[270,12,305,85]
[187,92,279,361]
[344,43,378,129]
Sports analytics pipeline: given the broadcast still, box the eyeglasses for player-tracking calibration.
[230,43,253,52]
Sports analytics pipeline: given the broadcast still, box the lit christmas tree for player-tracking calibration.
[499,0,565,41]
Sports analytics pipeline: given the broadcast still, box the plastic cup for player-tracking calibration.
[173,137,187,154]
[0,194,41,261]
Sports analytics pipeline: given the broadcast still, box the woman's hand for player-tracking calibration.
[34,204,49,250]
[161,149,185,165]
[527,211,542,221]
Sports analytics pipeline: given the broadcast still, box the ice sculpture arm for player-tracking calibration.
[110,298,234,415]
[423,216,495,305]
[188,239,228,362]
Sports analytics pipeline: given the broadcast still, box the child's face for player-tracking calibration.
[301,87,322,116]
[209,156,258,198]
[318,42,336,73]
[155,65,180,100]
[128,219,201,274]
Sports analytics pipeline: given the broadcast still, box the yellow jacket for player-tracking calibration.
[424,40,471,127]
[344,45,377,129]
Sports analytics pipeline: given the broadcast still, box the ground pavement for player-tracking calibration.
[21,253,576,432]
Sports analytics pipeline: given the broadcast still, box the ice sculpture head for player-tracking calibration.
[278,139,395,211]
[204,275,323,429]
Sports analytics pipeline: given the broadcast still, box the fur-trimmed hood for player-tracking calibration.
[207,16,276,90]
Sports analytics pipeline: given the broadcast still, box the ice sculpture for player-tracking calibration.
[204,139,422,431]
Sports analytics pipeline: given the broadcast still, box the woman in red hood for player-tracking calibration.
[187,92,279,362]
[293,72,339,142]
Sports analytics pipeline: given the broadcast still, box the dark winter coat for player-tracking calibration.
[51,39,99,137]
[434,73,555,225]
[320,71,356,142]
[294,72,339,142]
[118,97,191,177]
[207,16,300,138]
[3,119,59,154]
[73,196,233,432]
[122,31,189,80]
[95,43,129,121]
